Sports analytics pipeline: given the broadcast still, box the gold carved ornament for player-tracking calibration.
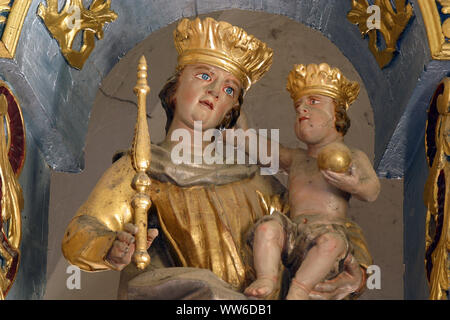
[0,0,32,58]
[347,0,414,68]
[0,81,26,300]
[418,0,450,59]
[424,77,450,300]
[37,0,118,69]
[131,56,152,270]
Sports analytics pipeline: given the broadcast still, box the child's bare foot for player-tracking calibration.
[244,275,278,298]
[286,279,310,300]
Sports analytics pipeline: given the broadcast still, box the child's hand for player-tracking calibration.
[320,164,360,194]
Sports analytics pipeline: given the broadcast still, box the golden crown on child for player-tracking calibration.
[287,63,360,109]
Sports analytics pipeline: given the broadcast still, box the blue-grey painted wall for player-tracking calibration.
[403,136,430,300]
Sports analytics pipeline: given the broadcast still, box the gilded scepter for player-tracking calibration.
[131,55,152,270]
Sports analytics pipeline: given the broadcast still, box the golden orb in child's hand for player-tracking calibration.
[317,143,352,173]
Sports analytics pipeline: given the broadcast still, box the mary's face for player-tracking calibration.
[172,63,242,131]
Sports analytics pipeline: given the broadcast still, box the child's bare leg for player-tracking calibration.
[244,220,285,298]
[286,232,346,300]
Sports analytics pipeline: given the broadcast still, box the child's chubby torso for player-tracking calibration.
[287,146,352,223]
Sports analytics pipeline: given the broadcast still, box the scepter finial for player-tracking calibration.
[134,56,150,95]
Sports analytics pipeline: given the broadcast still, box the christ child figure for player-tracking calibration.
[244,63,380,300]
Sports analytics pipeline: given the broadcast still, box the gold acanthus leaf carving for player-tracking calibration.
[424,78,450,300]
[0,91,24,300]
[437,1,450,39]
[0,0,11,24]
[438,0,450,13]
[443,19,450,39]
[0,0,31,58]
[347,0,414,69]
[38,0,118,69]
[418,0,450,59]
[0,0,11,11]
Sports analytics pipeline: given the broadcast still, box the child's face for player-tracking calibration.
[294,94,338,145]
[172,63,242,130]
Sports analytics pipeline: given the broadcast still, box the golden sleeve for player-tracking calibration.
[62,155,136,271]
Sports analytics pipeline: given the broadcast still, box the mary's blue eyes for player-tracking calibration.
[196,73,235,97]
[197,73,211,81]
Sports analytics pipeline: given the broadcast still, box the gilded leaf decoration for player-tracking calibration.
[438,0,450,13]
[0,0,11,24]
[38,0,118,69]
[347,0,414,68]
[418,0,450,59]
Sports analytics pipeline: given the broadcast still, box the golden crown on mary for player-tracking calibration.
[173,17,273,90]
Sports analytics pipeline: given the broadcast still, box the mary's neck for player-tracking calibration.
[161,118,213,156]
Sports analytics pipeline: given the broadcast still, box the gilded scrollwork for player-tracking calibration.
[347,0,414,69]
[438,0,450,39]
[424,77,450,300]
[38,0,118,69]
[0,0,11,24]
[0,81,25,300]
[418,0,450,59]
